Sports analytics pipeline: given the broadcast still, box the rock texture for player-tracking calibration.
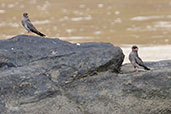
[0,35,170,114]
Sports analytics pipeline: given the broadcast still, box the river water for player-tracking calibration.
[0,0,171,62]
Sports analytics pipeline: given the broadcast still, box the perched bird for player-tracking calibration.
[21,13,46,37]
[129,45,150,72]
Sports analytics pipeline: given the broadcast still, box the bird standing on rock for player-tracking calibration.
[21,13,46,37]
[129,45,150,72]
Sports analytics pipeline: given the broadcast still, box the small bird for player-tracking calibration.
[129,45,150,72]
[21,13,46,37]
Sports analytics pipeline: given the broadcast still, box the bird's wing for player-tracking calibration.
[135,55,150,70]
[26,19,46,37]
[135,56,145,67]
[26,19,39,33]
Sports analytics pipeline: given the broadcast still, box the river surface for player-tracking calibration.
[0,0,171,62]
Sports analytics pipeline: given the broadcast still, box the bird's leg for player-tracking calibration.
[26,31,30,35]
[134,67,138,72]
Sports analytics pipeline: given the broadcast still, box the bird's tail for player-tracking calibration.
[37,32,46,37]
[32,30,46,37]
[143,65,150,70]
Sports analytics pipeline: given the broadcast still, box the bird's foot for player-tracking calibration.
[26,32,31,35]
[134,68,138,72]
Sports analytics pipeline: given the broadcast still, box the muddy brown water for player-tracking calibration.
[0,0,171,62]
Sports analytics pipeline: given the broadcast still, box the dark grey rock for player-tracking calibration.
[0,35,170,114]
[0,35,124,114]
[62,62,171,114]
[0,35,124,85]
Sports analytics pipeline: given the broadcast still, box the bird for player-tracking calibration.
[129,45,150,72]
[21,13,46,37]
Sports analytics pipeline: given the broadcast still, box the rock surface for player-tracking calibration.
[0,35,170,114]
